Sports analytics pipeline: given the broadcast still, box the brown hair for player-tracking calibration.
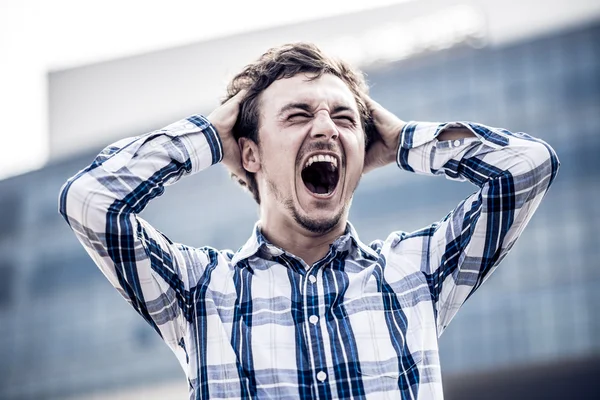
[222,42,376,204]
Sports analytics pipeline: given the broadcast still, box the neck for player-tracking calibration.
[259,211,347,267]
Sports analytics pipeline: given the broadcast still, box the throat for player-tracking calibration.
[259,216,347,266]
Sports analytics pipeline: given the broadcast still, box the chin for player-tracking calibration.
[288,200,346,235]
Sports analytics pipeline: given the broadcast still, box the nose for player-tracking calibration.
[310,111,339,141]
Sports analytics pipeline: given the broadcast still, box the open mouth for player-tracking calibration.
[301,154,340,196]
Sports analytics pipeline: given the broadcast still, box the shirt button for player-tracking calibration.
[317,371,327,382]
[453,139,461,147]
[266,245,283,256]
[308,275,317,284]
[309,315,319,325]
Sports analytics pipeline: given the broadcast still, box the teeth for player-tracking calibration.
[304,154,338,169]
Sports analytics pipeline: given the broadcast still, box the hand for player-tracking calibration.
[363,96,406,174]
[207,90,248,183]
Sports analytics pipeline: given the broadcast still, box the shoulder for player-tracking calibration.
[367,231,429,287]
[386,226,440,250]
[377,230,429,270]
[169,244,238,290]
[170,242,236,270]
[365,230,416,256]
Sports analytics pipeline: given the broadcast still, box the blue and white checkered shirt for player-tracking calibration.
[59,114,559,399]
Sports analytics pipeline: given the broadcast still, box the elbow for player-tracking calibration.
[546,143,560,187]
[58,170,89,226]
[520,139,560,192]
[58,178,75,226]
[535,140,560,188]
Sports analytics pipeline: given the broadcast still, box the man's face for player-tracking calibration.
[253,73,365,234]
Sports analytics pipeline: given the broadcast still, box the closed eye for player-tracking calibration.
[288,113,311,121]
[334,115,356,125]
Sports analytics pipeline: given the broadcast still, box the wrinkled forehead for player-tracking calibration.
[259,73,360,117]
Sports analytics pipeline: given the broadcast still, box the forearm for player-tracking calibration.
[400,122,560,331]
[397,121,559,187]
[59,114,222,227]
[57,115,221,342]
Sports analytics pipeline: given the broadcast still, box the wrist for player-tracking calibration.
[388,124,403,163]
[386,143,399,165]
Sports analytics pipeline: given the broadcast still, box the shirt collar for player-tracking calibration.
[230,221,378,266]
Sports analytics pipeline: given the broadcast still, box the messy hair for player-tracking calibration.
[222,42,375,204]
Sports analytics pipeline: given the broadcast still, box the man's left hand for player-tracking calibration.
[363,97,406,174]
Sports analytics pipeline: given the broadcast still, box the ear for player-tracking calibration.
[239,137,261,173]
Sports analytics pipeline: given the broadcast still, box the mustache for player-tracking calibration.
[296,142,342,166]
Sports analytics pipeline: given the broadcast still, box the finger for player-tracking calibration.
[363,95,381,111]
[231,88,248,104]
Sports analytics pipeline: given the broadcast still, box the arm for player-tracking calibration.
[58,92,246,358]
[398,121,559,335]
[365,98,560,336]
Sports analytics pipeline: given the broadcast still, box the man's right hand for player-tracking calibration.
[207,89,248,184]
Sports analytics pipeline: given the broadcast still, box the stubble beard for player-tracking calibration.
[267,179,347,235]
[287,199,346,234]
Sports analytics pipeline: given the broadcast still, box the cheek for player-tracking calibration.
[346,159,364,188]
[262,143,298,182]
[341,132,365,175]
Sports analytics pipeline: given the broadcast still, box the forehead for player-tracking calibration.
[260,73,359,115]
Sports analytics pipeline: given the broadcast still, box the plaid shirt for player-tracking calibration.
[59,114,559,399]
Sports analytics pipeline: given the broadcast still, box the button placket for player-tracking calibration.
[305,267,328,386]
[306,273,320,327]
[306,273,319,330]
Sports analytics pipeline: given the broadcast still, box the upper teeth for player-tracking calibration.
[304,154,338,169]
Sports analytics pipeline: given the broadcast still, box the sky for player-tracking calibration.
[0,0,408,181]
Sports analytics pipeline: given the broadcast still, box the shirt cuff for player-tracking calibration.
[397,121,443,172]
[396,121,509,172]
[185,114,224,166]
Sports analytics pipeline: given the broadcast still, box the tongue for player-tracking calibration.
[315,185,328,194]
[305,182,329,195]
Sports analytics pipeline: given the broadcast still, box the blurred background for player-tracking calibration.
[1,0,599,398]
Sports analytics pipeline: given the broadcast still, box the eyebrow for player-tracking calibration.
[277,102,357,118]
[277,102,312,117]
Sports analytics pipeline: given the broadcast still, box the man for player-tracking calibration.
[59,43,559,399]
